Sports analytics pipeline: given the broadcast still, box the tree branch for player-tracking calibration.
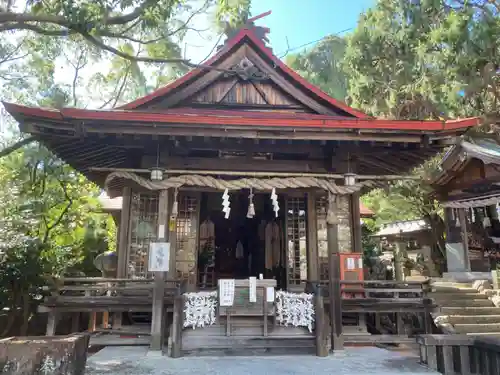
[0,136,36,158]
[79,31,232,71]
[42,178,73,244]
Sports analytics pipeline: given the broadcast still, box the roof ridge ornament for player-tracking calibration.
[222,10,272,48]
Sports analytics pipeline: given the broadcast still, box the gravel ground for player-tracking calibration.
[85,346,439,375]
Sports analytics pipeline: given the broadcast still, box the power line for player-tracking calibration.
[277,27,353,58]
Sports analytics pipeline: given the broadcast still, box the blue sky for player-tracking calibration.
[249,0,375,56]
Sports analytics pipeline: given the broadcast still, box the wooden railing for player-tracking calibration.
[417,334,500,375]
[307,279,434,344]
[40,277,180,336]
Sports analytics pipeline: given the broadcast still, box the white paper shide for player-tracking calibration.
[148,242,170,272]
[219,279,235,306]
[183,291,217,329]
[275,291,315,332]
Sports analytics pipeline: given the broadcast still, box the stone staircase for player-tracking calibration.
[430,280,500,336]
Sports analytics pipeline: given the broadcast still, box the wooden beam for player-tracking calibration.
[150,189,169,351]
[142,155,328,174]
[90,166,420,180]
[358,155,401,174]
[39,121,428,143]
[171,138,326,157]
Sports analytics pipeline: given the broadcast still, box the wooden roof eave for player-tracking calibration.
[19,119,471,146]
[4,103,478,141]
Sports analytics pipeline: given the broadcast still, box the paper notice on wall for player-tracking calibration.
[249,277,257,303]
[347,257,356,270]
[148,242,170,272]
[266,287,275,302]
[158,224,165,239]
[219,279,235,307]
[358,258,363,269]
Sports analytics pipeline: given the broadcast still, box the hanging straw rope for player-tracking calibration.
[104,171,373,195]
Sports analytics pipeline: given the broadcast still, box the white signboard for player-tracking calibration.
[148,242,170,272]
[249,277,257,303]
[219,279,235,306]
[358,258,363,269]
[347,257,356,270]
[266,287,275,302]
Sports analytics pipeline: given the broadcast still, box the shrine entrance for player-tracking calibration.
[197,191,287,290]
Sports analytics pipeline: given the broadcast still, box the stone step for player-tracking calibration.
[453,323,500,334]
[465,332,500,337]
[437,299,493,307]
[440,307,500,316]
[429,292,487,300]
[447,315,500,324]
[432,281,473,288]
[432,286,478,293]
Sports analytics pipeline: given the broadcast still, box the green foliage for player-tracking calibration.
[286,36,349,101]
[341,0,500,274]
[344,0,500,122]
[0,0,252,108]
[0,143,117,334]
[0,0,252,337]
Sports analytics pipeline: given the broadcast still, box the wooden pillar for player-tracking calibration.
[113,187,131,329]
[46,312,58,336]
[444,207,469,273]
[150,189,169,351]
[458,208,471,272]
[307,191,319,281]
[168,190,177,282]
[327,194,344,351]
[351,193,362,253]
[394,233,404,282]
[117,187,132,278]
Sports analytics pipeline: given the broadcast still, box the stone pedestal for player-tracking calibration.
[0,333,89,375]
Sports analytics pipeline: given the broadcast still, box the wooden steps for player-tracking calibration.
[179,316,315,355]
[182,335,316,356]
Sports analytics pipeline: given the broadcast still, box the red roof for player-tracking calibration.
[360,202,374,217]
[1,102,480,132]
[1,24,481,134]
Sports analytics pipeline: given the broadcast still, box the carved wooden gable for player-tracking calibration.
[177,80,311,112]
[123,29,364,117]
[145,55,314,112]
